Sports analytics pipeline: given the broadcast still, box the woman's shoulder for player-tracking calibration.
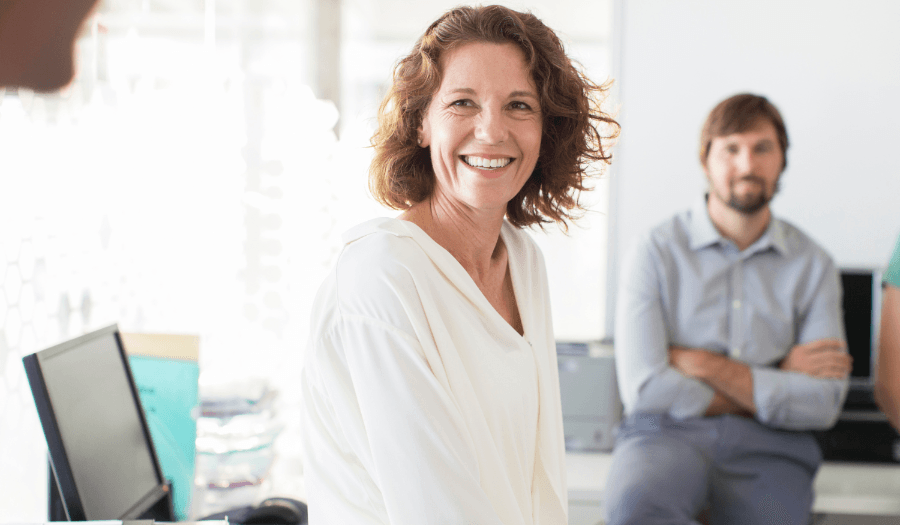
[501,220,546,272]
[336,218,432,279]
[323,218,435,326]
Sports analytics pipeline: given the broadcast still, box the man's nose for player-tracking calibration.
[474,108,508,145]
[736,148,754,173]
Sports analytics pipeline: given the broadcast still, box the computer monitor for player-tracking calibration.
[23,324,174,521]
[841,268,883,386]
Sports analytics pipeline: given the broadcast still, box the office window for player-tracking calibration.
[0,0,612,519]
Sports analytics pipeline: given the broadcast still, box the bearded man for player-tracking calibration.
[604,93,852,525]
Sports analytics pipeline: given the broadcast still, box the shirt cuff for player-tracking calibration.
[752,366,786,425]
[670,371,715,419]
[634,368,715,419]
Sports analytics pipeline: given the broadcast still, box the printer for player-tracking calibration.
[557,341,622,452]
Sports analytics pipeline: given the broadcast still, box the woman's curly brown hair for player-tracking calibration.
[369,4,619,230]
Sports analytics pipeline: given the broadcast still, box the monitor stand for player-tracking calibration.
[48,460,175,521]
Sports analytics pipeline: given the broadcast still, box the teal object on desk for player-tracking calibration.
[129,354,199,521]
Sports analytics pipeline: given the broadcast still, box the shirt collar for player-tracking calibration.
[688,194,789,256]
[688,195,723,250]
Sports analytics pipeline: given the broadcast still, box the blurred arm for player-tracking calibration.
[669,347,755,416]
[615,239,715,419]
[751,262,849,430]
[875,285,900,432]
[670,339,853,421]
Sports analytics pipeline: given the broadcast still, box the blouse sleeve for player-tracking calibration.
[301,312,506,525]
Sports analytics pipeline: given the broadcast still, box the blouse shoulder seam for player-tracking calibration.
[328,309,422,349]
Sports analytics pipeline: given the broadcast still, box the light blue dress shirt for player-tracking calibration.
[615,197,849,430]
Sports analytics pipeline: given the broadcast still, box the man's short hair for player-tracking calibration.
[699,93,789,171]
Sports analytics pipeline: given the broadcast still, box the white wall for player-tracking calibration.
[608,0,900,333]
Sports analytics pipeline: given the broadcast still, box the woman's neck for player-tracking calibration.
[399,196,507,283]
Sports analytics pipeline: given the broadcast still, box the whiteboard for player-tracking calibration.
[607,0,900,334]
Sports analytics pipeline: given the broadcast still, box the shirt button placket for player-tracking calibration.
[730,260,743,359]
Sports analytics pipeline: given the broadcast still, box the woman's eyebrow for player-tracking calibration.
[445,87,476,95]
[444,87,538,99]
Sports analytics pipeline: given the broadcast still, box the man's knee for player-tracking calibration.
[605,481,698,525]
[603,442,709,525]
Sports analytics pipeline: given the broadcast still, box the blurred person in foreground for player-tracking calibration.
[875,233,900,431]
[0,0,99,92]
[606,93,851,525]
[299,5,617,524]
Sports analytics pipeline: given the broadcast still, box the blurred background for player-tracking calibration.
[0,0,614,520]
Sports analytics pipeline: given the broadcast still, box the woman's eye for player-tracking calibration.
[451,99,473,107]
[510,101,533,111]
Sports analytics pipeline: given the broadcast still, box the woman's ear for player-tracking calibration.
[417,114,430,148]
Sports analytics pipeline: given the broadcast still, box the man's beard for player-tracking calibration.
[726,175,778,215]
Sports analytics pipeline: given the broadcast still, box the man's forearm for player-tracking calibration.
[704,391,753,417]
[670,347,757,414]
[697,356,756,414]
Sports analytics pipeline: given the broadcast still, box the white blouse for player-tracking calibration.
[300,218,567,524]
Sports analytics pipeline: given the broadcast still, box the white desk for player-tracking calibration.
[566,452,900,525]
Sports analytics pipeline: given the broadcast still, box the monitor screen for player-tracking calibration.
[841,269,882,381]
[23,324,171,521]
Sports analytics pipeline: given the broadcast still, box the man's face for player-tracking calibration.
[704,120,784,215]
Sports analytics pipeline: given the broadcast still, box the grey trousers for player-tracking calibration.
[603,414,822,525]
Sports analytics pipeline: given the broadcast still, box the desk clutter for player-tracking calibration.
[23,325,305,524]
[193,376,284,518]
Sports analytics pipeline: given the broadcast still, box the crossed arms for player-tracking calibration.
[669,340,851,418]
[615,234,851,431]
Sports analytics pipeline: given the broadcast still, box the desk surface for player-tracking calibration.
[567,452,900,516]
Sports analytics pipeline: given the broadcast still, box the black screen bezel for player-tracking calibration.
[22,324,172,521]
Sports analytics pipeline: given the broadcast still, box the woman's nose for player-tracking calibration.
[474,108,508,145]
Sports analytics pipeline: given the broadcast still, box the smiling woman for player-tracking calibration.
[299,5,618,524]
[369,5,617,229]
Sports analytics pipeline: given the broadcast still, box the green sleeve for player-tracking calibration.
[885,233,900,288]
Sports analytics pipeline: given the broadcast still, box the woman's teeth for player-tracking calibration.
[463,156,512,169]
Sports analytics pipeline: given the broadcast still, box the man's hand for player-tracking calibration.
[705,392,754,418]
[780,339,851,379]
[669,345,757,415]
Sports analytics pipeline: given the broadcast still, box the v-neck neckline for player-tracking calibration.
[395,218,530,343]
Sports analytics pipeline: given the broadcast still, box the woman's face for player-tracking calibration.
[418,41,542,217]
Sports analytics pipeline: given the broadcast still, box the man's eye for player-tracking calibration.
[726,145,740,154]
[755,143,774,154]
